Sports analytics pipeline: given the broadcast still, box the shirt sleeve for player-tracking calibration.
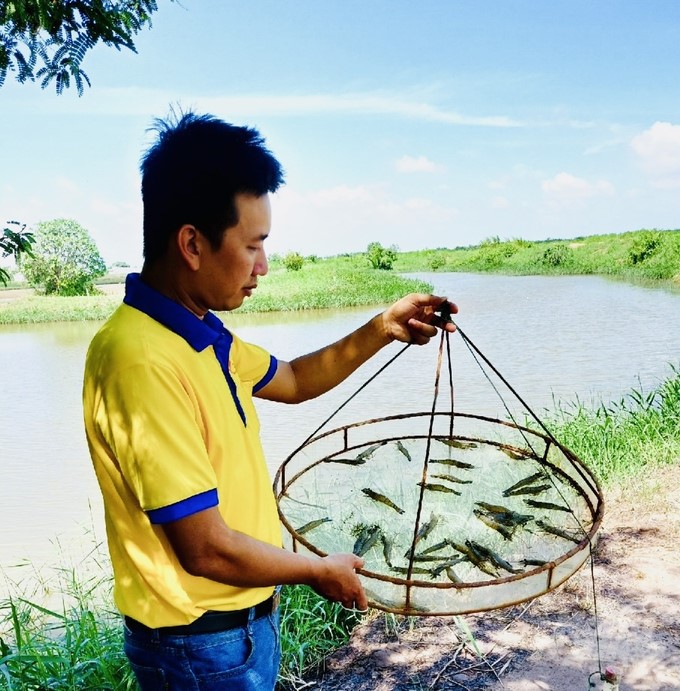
[94,361,218,521]
[230,334,278,390]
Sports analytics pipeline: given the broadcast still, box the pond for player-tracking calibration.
[1,273,678,576]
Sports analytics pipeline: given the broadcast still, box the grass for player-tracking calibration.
[278,586,361,689]
[236,263,432,314]
[394,228,680,289]
[2,367,678,688]
[3,227,679,325]
[0,549,359,691]
[0,294,122,325]
[0,262,432,325]
[546,364,680,484]
[0,546,135,691]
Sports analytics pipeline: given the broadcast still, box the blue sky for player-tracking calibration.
[2,1,680,265]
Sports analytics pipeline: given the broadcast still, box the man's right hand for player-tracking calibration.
[310,553,368,611]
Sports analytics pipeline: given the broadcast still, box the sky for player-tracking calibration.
[2,1,680,266]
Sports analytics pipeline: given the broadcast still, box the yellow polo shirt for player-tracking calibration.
[83,274,281,627]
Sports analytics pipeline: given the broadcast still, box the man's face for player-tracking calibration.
[197,192,271,312]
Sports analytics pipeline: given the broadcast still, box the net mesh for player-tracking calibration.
[275,323,604,615]
[275,411,603,615]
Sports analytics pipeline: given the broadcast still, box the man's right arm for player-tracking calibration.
[161,507,368,610]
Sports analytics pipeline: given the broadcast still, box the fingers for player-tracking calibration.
[340,582,368,612]
[406,318,437,345]
[409,294,458,317]
[319,553,368,611]
[354,586,369,612]
[397,296,458,340]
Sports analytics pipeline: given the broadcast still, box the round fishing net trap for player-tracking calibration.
[274,316,604,616]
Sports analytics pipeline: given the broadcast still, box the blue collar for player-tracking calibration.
[123,273,228,351]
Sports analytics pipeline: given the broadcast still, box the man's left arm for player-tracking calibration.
[256,293,457,404]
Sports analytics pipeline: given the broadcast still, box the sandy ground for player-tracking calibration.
[304,464,680,691]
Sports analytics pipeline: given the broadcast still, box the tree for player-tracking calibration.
[0,220,34,285]
[366,241,398,270]
[0,0,162,94]
[23,218,107,295]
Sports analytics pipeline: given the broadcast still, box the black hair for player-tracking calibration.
[140,110,285,263]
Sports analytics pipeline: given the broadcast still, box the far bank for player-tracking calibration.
[2,227,679,325]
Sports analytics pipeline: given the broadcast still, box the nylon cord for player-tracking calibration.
[449,320,604,679]
[295,343,412,451]
[287,318,605,678]
[453,322,592,535]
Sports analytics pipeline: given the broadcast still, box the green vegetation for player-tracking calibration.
[0,554,357,691]
[278,586,360,689]
[395,228,680,288]
[238,263,430,314]
[0,221,34,286]
[3,227,680,324]
[282,251,304,271]
[0,293,121,324]
[1,367,678,688]
[0,261,432,325]
[547,365,680,484]
[366,241,398,270]
[0,556,135,690]
[1,0,162,94]
[23,219,107,296]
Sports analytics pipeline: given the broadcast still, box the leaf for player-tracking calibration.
[1,0,164,93]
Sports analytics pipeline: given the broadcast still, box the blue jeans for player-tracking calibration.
[123,608,281,690]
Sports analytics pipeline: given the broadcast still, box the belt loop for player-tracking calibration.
[246,602,256,634]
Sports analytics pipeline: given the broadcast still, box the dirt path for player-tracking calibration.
[307,465,680,690]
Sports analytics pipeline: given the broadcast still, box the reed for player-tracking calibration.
[0,551,358,690]
[0,552,135,690]
[546,365,680,484]
[278,585,360,689]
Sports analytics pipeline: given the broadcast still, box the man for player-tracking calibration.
[83,111,456,690]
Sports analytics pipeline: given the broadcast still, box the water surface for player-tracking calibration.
[1,273,678,573]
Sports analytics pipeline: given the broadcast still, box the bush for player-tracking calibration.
[541,243,573,268]
[366,242,398,270]
[283,251,304,271]
[23,219,106,296]
[628,230,663,265]
[427,252,446,271]
[475,236,519,269]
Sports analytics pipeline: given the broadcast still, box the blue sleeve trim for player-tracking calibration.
[253,355,278,393]
[147,488,219,524]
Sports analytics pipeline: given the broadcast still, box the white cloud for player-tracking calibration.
[631,121,680,188]
[491,196,510,209]
[403,197,436,210]
[542,172,615,201]
[0,182,143,265]
[269,184,458,256]
[307,185,375,205]
[55,177,81,195]
[25,86,524,128]
[395,155,443,173]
